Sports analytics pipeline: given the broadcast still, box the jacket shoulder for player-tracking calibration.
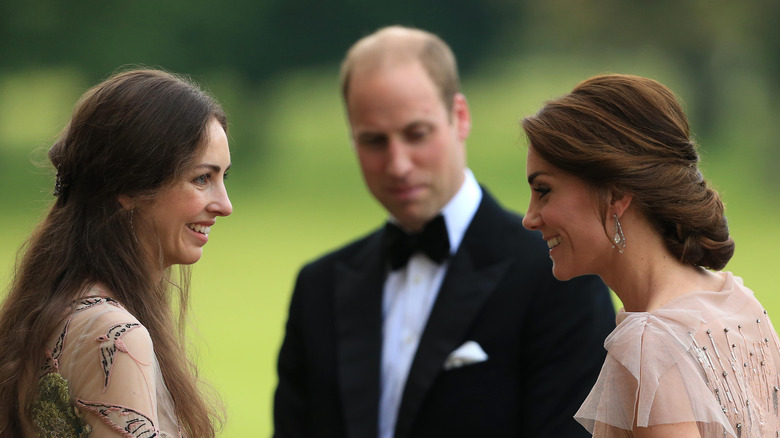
[297,228,383,276]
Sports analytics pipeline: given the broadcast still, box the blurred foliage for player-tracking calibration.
[0,0,512,81]
[3,0,778,172]
[511,0,780,140]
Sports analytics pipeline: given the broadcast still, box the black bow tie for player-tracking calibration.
[383,215,450,270]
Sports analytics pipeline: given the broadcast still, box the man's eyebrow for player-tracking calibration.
[405,120,432,129]
[356,132,386,140]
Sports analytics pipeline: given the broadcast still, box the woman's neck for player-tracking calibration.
[600,220,724,313]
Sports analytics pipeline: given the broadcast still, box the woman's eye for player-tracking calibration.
[193,174,210,185]
[223,171,230,182]
[533,186,550,198]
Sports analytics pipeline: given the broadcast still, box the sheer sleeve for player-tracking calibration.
[51,299,179,437]
[575,308,736,437]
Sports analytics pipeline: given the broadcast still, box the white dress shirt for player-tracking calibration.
[378,169,482,438]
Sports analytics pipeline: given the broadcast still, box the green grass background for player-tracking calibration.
[1,53,778,437]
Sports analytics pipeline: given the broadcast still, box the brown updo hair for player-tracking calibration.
[521,74,734,270]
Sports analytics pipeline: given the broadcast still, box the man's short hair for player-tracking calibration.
[340,26,461,112]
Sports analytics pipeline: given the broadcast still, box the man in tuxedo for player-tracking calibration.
[274,26,616,438]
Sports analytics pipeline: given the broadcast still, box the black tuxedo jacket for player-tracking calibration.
[274,189,615,438]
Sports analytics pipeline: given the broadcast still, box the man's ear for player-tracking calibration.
[118,194,134,209]
[452,93,471,141]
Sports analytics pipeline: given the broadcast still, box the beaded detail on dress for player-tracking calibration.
[689,309,780,437]
[575,273,780,437]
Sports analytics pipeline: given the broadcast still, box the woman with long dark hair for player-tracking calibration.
[0,69,231,437]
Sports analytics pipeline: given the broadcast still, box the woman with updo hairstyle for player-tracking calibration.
[0,69,232,437]
[521,74,779,437]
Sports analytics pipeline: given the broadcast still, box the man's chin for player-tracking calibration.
[393,214,438,233]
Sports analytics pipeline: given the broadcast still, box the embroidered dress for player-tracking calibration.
[576,272,780,437]
[32,288,182,437]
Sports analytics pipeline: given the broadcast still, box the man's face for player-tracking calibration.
[346,61,471,232]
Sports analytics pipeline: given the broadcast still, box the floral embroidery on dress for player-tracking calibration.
[31,373,92,438]
[40,297,122,377]
[41,318,70,376]
[76,400,160,438]
[75,296,120,312]
[96,322,148,389]
[37,294,183,437]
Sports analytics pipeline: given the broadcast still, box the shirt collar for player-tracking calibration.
[386,168,482,255]
[440,168,482,254]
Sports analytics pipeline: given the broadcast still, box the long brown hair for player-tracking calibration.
[0,69,225,436]
[522,74,734,270]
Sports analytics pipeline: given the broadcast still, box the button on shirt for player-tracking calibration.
[379,169,482,438]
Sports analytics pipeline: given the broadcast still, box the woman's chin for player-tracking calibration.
[551,265,577,282]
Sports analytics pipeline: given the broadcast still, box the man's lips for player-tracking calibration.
[387,184,423,198]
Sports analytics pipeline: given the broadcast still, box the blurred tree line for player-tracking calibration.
[513,0,780,147]
[0,0,512,81]
[1,0,778,166]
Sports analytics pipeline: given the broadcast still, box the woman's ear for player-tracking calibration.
[118,194,134,209]
[610,190,633,218]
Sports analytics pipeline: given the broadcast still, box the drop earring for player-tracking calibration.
[129,210,139,243]
[612,214,626,253]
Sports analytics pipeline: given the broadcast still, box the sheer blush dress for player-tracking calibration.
[26,287,182,437]
[576,272,780,437]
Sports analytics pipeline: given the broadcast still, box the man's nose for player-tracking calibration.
[385,140,413,177]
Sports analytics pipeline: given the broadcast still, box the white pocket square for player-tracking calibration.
[443,341,488,370]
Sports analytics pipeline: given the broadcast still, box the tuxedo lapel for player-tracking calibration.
[334,232,386,438]
[393,192,514,438]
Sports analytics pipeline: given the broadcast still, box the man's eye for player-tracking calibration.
[407,127,431,142]
[358,135,386,148]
